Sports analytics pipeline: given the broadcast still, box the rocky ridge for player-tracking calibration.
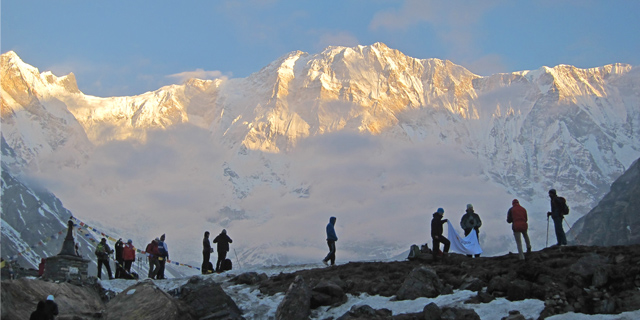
[2,244,640,320]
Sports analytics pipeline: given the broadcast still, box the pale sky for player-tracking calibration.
[2,0,639,97]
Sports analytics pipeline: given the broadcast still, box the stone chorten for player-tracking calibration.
[43,218,90,282]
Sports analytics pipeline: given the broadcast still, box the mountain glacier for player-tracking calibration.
[2,43,639,266]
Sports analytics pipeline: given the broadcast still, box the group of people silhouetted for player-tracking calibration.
[429,189,569,261]
[202,229,233,274]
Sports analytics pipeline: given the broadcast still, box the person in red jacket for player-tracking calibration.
[507,199,532,260]
[123,239,136,274]
[145,238,160,279]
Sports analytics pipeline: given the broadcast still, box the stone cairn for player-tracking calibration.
[43,218,90,283]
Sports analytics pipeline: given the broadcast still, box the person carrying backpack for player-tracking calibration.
[507,199,532,260]
[322,217,338,266]
[145,238,160,279]
[213,229,233,272]
[95,238,113,280]
[431,208,450,262]
[156,234,169,279]
[123,239,136,274]
[202,231,213,274]
[547,189,568,246]
[43,295,58,319]
[460,204,482,257]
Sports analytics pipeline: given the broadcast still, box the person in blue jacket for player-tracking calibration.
[322,217,338,266]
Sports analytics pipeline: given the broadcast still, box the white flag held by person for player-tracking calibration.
[447,221,483,255]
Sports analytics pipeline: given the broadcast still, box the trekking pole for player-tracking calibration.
[233,249,242,270]
[563,217,571,231]
[546,215,550,248]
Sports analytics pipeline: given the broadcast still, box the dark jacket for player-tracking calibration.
[213,233,233,253]
[203,237,212,254]
[550,195,564,219]
[96,242,112,261]
[460,209,482,232]
[43,300,58,319]
[115,239,124,261]
[431,212,446,238]
[326,217,338,241]
[507,204,528,232]
[30,301,47,320]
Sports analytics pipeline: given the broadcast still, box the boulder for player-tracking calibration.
[310,279,347,308]
[459,276,485,292]
[569,253,609,277]
[440,307,481,320]
[275,275,311,320]
[422,302,442,319]
[395,266,443,300]
[506,279,531,301]
[105,280,192,320]
[336,305,392,320]
[1,278,105,320]
[177,276,244,320]
[487,275,510,296]
[232,272,268,285]
[501,310,527,320]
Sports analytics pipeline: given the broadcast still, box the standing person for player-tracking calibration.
[123,239,136,274]
[202,231,213,274]
[322,217,338,266]
[95,238,113,280]
[507,199,532,260]
[547,189,568,246]
[114,238,124,279]
[43,295,59,319]
[460,204,482,257]
[156,234,169,279]
[431,208,450,261]
[145,238,160,279]
[213,229,233,272]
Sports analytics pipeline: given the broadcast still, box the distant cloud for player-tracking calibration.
[166,69,228,83]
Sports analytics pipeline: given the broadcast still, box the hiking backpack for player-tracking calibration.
[557,197,570,215]
[222,258,232,271]
[95,243,105,257]
[407,244,420,260]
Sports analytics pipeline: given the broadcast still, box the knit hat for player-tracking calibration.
[127,239,132,244]
[467,204,473,210]
[47,295,54,301]
[436,208,444,214]
[222,229,227,234]
[512,199,519,205]
[101,238,106,242]
[549,189,557,195]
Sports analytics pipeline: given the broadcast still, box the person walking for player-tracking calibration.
[145,238,160,279]
[431,208,450,262]
[30,301,47,320]
[507,199,532,260]
[123,239,136,274]
[460,204,482,257]
[213,229,233,272]
[202,231,213,274]
[95,238,113,280]
[156,234,169,279]
[322,217,338,266]
[547,189,568,246]
[114,238,124,279]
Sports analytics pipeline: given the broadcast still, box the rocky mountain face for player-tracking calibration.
[570,157,640,245]
[2,245,640,319]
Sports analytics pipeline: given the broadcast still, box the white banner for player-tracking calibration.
[447,221,483,255]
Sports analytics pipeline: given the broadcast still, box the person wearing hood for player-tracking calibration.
[322,217,338,266]
[460,204,482,257]
[431,208,450,261]
[213,229,232,272]
[43,295,58,319]
[508,199,532,260]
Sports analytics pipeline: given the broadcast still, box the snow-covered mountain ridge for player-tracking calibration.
[2,43,639,265]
